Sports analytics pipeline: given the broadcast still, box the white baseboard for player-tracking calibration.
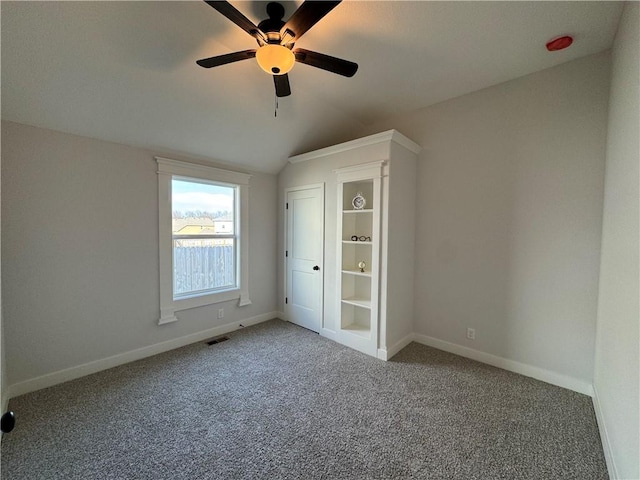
[274,311,285,320]
[320,328,338,342]
[378,333,414,361]
[413,334,593,396]
[592,385,619,479]
[6,318,595,408]
[281,314,337,341]
[8,312,277,398]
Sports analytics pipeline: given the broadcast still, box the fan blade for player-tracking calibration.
[274,74,291,97]
[196,50,256,68]
[204,1,263,40]
[293,48,358,77]
[282,1,341,41]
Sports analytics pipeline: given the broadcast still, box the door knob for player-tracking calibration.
[313,265,320,271]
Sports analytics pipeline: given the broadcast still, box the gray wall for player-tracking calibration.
[1,121,277,387]
[593,3,639,478]
[356,52,611,383]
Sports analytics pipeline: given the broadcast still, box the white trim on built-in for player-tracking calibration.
[8,313,278,398]
[288,130,422,163]
[156,158,252,325]
[320,328,338,342]
[592,385,619,480]
[332,160,387,180]
[335,161,385,358]
[413,333,593,396]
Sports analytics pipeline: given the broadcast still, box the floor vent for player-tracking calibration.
[206,336,229,346]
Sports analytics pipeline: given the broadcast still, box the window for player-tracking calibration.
[172,179,237,298]
[157,157,251,325]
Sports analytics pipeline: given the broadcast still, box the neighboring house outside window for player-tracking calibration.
[156,157,251,325]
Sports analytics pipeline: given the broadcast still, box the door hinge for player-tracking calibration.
[286,202,289,209]
[285,297,288,304]
[285,250,288,257]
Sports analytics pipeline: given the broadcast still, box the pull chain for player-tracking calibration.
[274,94,278,118]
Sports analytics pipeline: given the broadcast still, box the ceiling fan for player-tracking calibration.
[196,1,358,97]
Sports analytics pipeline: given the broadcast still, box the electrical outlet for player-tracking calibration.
[467,328,475,340]
[218,308,224,319]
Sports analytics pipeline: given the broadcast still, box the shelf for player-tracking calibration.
[342,269,371,277]
[341,323,371,338]
[337,171,380,357]
[341,297,371,309]
[343,209,373,214]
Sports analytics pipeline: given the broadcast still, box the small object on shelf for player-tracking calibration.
[352,192,366,210]
[358,261,366,273]
[349,235,371,242]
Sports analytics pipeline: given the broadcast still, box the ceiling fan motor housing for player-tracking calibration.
[258,2,286,39]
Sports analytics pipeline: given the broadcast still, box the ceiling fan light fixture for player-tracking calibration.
[256,44,295,75]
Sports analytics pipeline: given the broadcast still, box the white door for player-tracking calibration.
[285,185,324,332]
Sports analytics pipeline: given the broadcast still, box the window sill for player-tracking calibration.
[176,288,241,311]
[158,289,252,325]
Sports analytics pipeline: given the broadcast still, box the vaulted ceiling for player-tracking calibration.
[1,1,623,173]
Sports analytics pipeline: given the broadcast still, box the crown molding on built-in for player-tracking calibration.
[288,130,422,164]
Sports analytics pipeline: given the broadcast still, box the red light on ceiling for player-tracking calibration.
[546,35,573,52]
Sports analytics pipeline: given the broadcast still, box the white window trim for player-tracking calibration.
[156,157,252,325]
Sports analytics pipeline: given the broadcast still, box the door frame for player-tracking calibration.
[283,183,325,331]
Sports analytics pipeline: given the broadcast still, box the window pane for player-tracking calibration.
[173,238,235,296]
[172,179,235,235]
[172,178,237,299]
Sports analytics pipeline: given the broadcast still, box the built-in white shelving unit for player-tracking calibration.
[336,163,383,357]
[285,129,421,360]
